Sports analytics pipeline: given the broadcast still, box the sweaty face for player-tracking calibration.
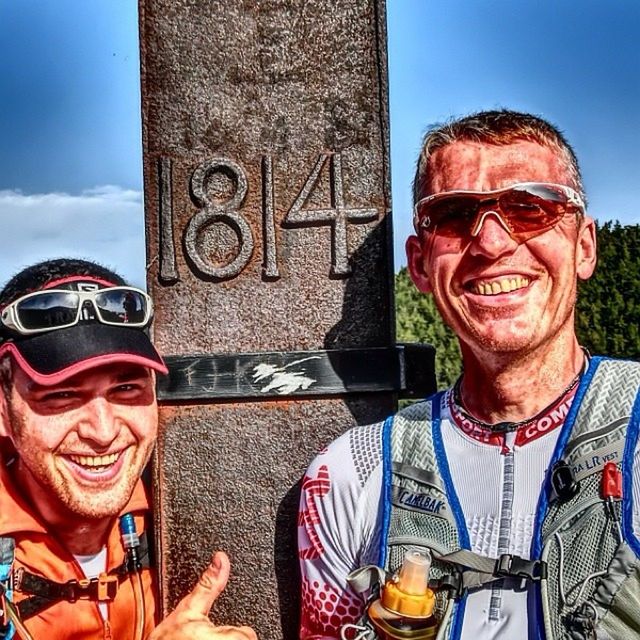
[4,362,158,524]
[407,140,597,357]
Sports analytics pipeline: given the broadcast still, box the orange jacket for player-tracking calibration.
[0,462,158,639]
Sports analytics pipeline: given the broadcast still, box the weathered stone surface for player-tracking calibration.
[139,1,393,637]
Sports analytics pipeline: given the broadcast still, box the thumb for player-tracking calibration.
[175,551,230,618]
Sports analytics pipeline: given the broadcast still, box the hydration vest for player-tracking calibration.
[366,357,640,640]
[0,526,152,637]
[0,538,15,639]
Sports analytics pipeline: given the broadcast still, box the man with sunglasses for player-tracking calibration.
[299,110,640,639]
[0,258,256,640]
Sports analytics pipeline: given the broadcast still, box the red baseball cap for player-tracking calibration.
[0,276,167,385]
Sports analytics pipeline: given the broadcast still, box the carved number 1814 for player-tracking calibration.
[158,153,378,283]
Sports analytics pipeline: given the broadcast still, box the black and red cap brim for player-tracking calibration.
[1,323,168,385]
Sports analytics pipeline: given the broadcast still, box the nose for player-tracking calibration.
[76,397,119,448]
[468,210,518,259]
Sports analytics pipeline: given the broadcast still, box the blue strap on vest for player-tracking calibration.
[621,369,640,554]
[0,537,15,640]
[379,414,394,569]
[530,356,600,640]
[380,392,469,640]
[431,392,468,640]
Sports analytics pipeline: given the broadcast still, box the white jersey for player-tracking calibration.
[298,386,640,639]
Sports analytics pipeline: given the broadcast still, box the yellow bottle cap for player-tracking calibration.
[381,549,435,618]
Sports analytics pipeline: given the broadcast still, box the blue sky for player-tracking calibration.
[0,1,638,286]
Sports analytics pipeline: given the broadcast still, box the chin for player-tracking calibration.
[64,486,134,521]
[71,500,129,521]
[465,327,538,355]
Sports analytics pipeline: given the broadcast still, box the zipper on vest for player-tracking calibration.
[68,548,111,634]
[103,536,113,638]
[488,431,516,621]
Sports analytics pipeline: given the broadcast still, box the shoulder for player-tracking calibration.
[300,420,386,561]
[575,357,640,429]
[304,421,385,491]
[305,399,438,474]
[299,421,387,574]
[584,357,640,388]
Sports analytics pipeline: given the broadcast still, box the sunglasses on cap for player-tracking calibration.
[413,182,585,243]
[0,286,153,336]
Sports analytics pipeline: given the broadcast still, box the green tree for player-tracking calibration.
[395,267,461,388]
[576,222,640,359]
[396,222,640,389]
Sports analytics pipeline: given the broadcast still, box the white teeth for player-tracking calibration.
[472,276,530,295]
[68,452,120,469]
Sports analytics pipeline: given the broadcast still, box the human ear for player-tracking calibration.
[406,235,433,294]
[576,216,597,281]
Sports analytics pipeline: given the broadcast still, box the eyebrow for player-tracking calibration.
[25,367,151,393]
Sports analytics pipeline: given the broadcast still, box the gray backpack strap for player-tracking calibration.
[540,358,640,640]
[386,398,461,573]
[0,538,13,581]
[563,359,640,480]
[347,565,388,595]
[380,396,464,640]
[435,549,547,590]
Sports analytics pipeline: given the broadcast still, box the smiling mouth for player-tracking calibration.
[470,276,530,296]
[67,452,121,473]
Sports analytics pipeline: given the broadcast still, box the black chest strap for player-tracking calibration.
[15,531,152,621]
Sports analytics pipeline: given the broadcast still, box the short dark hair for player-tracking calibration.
[412,109,584,205]
[0,258,127,309]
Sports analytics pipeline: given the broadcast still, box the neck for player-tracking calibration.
[52,518,111,556]
[458,331,585,424]
[14,462,111,555]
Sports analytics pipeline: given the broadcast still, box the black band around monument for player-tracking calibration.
[157,344,436,401]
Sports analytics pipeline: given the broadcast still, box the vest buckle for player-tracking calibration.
[495,554,547,581]
[65,574,119,602]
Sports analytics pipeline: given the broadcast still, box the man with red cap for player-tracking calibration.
[0,258,256,640]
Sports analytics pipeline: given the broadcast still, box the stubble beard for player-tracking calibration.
[459,293,579,363]
[9,406,151,523]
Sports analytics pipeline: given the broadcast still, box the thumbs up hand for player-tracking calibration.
[149,551,258,640]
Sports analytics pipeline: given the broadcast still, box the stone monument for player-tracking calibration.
[139,1,434,637]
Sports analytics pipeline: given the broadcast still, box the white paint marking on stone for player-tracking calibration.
[252,356,321,394]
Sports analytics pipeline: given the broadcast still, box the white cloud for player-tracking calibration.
[0,186,147,288]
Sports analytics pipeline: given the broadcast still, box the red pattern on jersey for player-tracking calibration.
[299,465,331,560]
[300,577,363,638]
[448,383,578,452]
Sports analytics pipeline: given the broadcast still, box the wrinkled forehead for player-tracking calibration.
[424,140,576,196]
